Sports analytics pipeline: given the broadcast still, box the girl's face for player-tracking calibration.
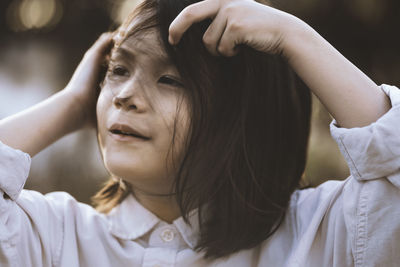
[96,29,189,194]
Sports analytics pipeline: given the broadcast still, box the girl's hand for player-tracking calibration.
[168,0,390,128]
[0,33,114,156]
[168,0,296,57]
[64,32,113,128]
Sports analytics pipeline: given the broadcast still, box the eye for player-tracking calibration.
[108,65,129,77]
[158,76,184,88]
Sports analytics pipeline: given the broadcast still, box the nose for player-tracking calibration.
[112,81,147,113]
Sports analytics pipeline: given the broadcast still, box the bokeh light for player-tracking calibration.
[6,0,63,32]
[110,0,143,25]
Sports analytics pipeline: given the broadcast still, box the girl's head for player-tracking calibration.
[94,0,312,259]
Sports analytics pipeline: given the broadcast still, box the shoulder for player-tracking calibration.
[288,179,347,226]
[17,189,107,228]
[290,179,345,208]
[15,189,109,248]
[287,176,400,266]
[288,179,347,234]
[256,179,349,265]
[289,174,400,229]
[11,190,110,266]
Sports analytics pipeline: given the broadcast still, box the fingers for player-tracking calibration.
[217,22,242,57]
[72,33,114,84]
[169,0,241,57]
[198,11,241,57]
[202,11,227,56]
[88,32,114,57]
[169,0,219,45]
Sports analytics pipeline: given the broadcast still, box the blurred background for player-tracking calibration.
[0,0,399,204]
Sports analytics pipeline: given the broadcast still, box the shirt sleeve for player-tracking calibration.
[330,84,400,267]
[330,84,400,185]
[0,140,112,267]
[0,140,63,267]
[0,140,30,265]
[0,141,30,200]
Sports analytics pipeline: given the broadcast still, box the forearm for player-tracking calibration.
[0,34,112,157]
[282,17,391,128]
[0,90,82,157]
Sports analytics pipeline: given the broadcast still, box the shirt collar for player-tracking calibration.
[172,208,199,249]
[107,193,199,249]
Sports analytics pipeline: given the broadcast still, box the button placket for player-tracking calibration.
[142,247,177,267]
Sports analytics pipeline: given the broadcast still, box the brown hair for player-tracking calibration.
[92,0,158,214]
[93,0,312,260]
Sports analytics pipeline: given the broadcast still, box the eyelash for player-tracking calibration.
[107,64,183,88]
[158,76,184,88]
[107,65,129,77]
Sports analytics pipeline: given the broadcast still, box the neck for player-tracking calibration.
[133,189,181,224]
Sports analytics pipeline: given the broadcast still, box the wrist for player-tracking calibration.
[58,89,88,132]
[280,15,313,61]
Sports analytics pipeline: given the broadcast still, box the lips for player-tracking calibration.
[108,123,150,140]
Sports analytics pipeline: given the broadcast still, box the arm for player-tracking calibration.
[0,91,81,157]
[0,34,113,265]
[168,0,391,128]
[282,18,391,128]
[0,33,113,157]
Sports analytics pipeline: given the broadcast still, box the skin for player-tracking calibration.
[96,30,188,222]
[0,0,391,222]
[0,33,113,157]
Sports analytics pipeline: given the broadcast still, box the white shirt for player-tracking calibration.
[1,84,399,267]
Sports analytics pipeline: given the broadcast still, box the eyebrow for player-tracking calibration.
[113,46,172,65]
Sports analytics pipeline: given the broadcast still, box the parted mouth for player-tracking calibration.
[109,123,151,140]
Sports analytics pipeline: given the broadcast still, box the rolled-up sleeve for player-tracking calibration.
[0,141,30,201]
[0,141,31,264]
[330,84,400,267]
[330,84,400,185]
[0,141,64,266]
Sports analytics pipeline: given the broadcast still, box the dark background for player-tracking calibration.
[0,0,399,204]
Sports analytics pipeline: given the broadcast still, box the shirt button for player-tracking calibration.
[160,228,175,242]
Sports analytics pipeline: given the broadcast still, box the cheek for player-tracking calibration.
[96,92,109,147]
[96,90,111,125]
[96,91,106,120]
[174,99,190,140]
[166,101,191,158]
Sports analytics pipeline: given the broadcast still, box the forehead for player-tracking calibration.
[114,29,171,64]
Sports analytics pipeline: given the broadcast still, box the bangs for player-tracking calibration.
[113,1,159,49]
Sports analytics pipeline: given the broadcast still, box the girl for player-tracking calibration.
[0,0,399,266]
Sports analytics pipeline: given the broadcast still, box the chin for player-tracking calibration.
[104,157,175,193]
[103,154,139,177]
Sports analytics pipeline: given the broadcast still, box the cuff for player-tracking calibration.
[330,84,400,181]
[0,140,31,200]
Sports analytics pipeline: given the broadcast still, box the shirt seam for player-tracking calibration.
[52,207,65,267]
[8,244,18,267]
[354,182,368,267]
[339,136,362,178]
